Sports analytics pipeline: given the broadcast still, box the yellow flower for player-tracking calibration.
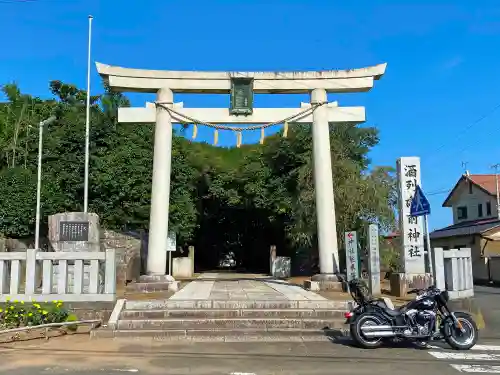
[28,312,32,317]
[42,310,48,315]
[0,308,3,313]
[20,301,24,305]
[56,303,62,308]
[5,297,10,302]
[13,300,18,303]
[10,306,14,310]
[14,314,17,318]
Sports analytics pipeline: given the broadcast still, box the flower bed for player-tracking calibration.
[0,298,77,330]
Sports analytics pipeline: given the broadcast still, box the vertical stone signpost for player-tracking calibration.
[345,231,359,282]
[368,224,381,295]
[395,157,428,294]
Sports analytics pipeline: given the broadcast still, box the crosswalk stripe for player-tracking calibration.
[427,344,500,373]
[428,351,500,361]
[451,364,500,373]
[427,345,500,352]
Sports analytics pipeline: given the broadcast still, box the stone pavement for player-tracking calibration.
[170,273,327,301]
[2,335,500,374]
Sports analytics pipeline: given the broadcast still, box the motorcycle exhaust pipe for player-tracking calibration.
[363,331,396,338]
[361,325,394,332]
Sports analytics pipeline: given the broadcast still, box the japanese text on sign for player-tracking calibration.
[396,157,426,274]
[59,221,89,242]
[345,231,359,282]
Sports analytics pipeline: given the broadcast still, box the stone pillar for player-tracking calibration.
[147,88,173,275]
[311,88,339,275]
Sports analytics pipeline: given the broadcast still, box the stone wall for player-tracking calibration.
[101,230,142,286]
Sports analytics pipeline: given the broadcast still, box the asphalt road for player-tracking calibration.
[474,285,500,337]
[2,336,500,375]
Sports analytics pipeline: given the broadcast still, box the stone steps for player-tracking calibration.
[92,298,352,342]
[125,299,351,310]
[117,317,344,330]
[121,308,345,319]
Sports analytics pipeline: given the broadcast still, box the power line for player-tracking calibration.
[429,102,500,160]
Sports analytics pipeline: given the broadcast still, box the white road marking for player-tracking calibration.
[428,351,500,361]
[451,364,500,373]
[427,344,500,352]
[473,346,500,352]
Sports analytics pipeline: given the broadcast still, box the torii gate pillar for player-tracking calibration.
[311,88,339,276]
[147,88,173,275]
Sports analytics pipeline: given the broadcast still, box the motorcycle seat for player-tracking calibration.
[383,307,402,317]
[374,298,401,317]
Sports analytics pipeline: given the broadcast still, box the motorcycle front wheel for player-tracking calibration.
[350,313,385,349]
[444,311,479,350]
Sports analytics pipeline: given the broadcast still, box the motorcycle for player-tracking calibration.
[347,280,479,350]
[344,279,396,325]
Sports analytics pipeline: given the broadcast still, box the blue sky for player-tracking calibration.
[2,0,500,230]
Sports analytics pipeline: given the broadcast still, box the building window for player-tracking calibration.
[487,202,492,216]
[478,203,483,218]
[457,206,468,220]
[469,182,473,194]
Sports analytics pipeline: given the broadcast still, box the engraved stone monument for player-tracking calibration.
[48,212,102,293]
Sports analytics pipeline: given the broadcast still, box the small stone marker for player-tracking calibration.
[368,224,381,295]
[345,231,359,282]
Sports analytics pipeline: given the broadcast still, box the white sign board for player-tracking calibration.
[368,224,381,295]
[396,157,425,274]
[345,231,359,282]
[167,231,176,252]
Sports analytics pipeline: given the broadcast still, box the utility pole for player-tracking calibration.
[492,164,500,219]
[35,116,57,250]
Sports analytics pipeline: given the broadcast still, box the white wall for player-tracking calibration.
[448,181,497,224]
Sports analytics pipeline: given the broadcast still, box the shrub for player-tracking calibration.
[0,299,70,329]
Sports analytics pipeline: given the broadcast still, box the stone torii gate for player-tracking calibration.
[96,63,387,280]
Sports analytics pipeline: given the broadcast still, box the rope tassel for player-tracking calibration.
[213,129,219,146]
[192,124,198,140]
[260,128,265,145]
[283,122,289,138]
[236,131,242,148]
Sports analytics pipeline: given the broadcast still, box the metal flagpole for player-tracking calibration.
[83,15,93,213]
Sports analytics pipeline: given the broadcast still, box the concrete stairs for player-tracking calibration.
[92,299,352,342]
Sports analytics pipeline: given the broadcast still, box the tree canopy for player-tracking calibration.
[0,81,398,272]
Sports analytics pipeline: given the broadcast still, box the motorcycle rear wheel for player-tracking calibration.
[351,314,385,349]
[444,311,478,350]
